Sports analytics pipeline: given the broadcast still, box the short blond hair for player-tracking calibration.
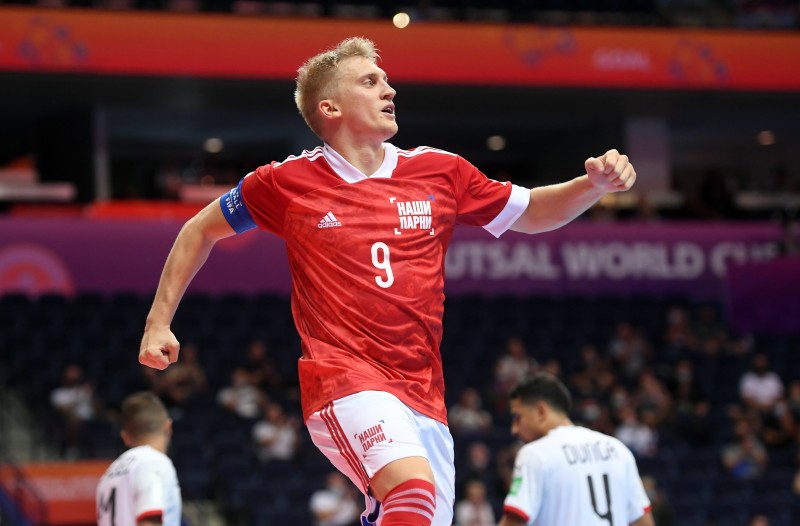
[295,37,379,139]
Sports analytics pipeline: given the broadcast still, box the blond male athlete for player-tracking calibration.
[139,37,637,526]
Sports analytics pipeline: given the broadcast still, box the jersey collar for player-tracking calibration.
[322,143,398,183]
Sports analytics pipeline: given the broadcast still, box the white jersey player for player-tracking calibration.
[96,392,181,526]
[499,373,654,526]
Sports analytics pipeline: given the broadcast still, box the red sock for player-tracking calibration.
[380,479,436,526]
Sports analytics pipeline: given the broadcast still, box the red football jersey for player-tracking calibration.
[221,143,529,423]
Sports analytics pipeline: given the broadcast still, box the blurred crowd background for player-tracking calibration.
[0,1,799,526]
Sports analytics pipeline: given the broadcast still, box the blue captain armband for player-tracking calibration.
[219,178,257,234]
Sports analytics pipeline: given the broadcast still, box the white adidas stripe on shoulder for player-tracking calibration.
[396,146,457,158]
[274,146,325,167]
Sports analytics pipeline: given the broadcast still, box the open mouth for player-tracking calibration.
[382,104,395,115]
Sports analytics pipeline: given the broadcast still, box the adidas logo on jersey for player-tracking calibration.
[318,212,342,228]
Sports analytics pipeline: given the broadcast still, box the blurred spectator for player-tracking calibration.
[787,379,800,420]
[721,418,768,480]
[746,514,770,526]
[668,359,706,412]
[569,344,615,400]
[677,399,715,448]
[739,353,784,413]
[663,305,698,360]
[608,384,632,416]
[692,304,729,347]
[240,339,283,395]
[160,342,207,411]
[633,369,673,425]
[456,441,498,499]
[492,336,538,411]
[50,363,100,458]
[615,405,659,458]
[539,357,563,379]
[641,475,674,526]
[759,397,796,447]
[735,0,797,29]
[308,472,360,526]
[217,366,265,420]
[575,397,616,436]
[608,321,652,380]
[252,402,301,463]
[449,387,493,437]
[453,479,496,526]
[494,440,522,495]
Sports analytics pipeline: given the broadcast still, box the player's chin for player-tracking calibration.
[382,124,399,140]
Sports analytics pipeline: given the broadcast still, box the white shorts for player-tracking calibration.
[306,390,455,526]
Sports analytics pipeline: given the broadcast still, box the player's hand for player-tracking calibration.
[139,326,180,370]
[585,149,636,193]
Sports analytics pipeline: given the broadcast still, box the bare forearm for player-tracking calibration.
[146,224,215,327]
[146,202,234,328]
[510,175,605,234]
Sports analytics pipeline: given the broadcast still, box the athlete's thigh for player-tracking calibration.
[306,391,429,493]
[307,391,455,526]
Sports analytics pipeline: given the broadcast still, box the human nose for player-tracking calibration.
[382,82,396,100]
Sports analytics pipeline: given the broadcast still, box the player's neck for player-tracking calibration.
[327,137,386,177]
[544,415,573,435]
[130,435,168,454]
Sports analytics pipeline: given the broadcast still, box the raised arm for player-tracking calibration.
[510,149,636,234]
[139,201,236,370]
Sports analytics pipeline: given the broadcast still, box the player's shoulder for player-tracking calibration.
[127,445,175,468]
[245,146,326,186]
[393,145,465,179]
[575,426,637,459]
[395,145,459,159]
[272,146,326,169]
[518,434,555,461]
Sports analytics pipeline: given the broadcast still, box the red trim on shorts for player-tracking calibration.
[136,509,163,521]
[503,505,529,522]
[320,403,370,492]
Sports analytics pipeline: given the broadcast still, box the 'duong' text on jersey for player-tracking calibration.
[96,445,181,526]
[503,425,651,526]
[219,143,529,424]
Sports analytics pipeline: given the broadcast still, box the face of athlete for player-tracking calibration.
[509,398,546,443]
[327,56,397,143]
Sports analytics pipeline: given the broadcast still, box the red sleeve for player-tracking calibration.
[136,509,163,522]
[503,504,530,523]
[453,155,513,227]
[240,163,288,237]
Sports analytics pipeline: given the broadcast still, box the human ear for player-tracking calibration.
[319,99,339,119]
[536,401,549,421]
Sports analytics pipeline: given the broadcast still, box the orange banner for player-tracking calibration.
[0,461,108,525]
[0,6,799,91]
